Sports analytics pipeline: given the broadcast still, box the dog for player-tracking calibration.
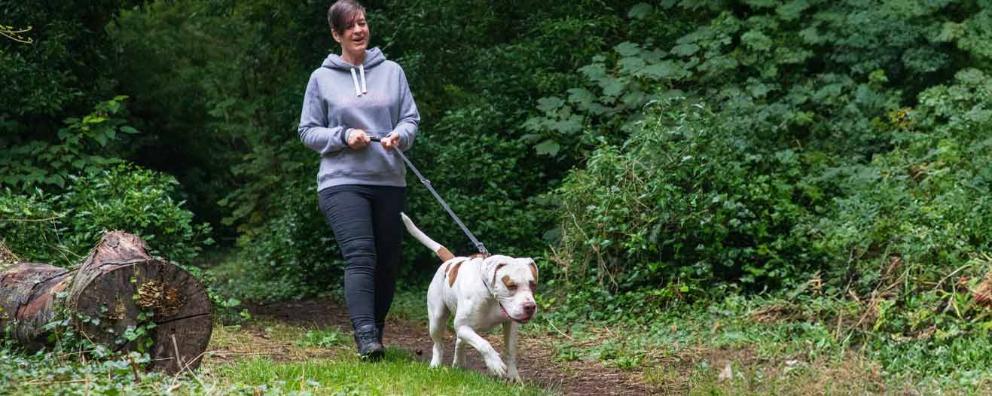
[400,213,538,382]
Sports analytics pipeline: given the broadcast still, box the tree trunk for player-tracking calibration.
[0,231,212,374]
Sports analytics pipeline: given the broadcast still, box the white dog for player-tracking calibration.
[400,213,538,381]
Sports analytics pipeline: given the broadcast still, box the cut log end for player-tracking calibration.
[68,258,212,374]
[1,232,213,374]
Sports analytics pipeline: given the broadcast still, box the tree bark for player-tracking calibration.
[0,231,212,374]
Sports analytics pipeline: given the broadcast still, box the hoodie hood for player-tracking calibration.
[321,48,386,97]
[321,47,386,70]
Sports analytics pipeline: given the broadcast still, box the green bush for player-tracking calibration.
[59,163,213,264]
[0,191,67,265]
[226,177,343,301]
[809,68,992,295]
[554,100,815,309]
[0,164,211,266]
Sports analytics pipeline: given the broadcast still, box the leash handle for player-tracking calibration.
[369,136,489,255]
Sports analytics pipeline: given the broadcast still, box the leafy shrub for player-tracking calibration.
[0,164,211,266]
[0,96,140,190]
[553,100,817,309]
[220,174,344,301]
[0,191,67,265]
[809,68,992,294]
[60,163,213,264]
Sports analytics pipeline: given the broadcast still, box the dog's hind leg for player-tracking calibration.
[427,288,448,368]
[503,321,521,382]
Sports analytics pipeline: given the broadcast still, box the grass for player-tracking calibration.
[212,350,545,395]
[0,318,548,395]
[207,319,548,395]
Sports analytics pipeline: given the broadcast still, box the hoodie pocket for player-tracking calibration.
[319,136,404,180]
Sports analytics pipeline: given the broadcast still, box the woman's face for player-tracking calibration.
[333,12,369,57]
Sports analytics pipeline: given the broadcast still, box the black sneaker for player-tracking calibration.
[354,324,384,361]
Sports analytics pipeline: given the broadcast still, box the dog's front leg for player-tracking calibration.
[452,337,467,368]
[503,321,521,382]
[455,325,506,377]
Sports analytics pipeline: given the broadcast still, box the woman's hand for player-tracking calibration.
[347,128,371,150]
[381,132,401,150]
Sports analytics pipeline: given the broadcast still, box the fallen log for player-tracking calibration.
[0,231,212,374]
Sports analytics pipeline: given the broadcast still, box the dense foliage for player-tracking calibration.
[0,163,211,266]
[5,2,992,385]
[543,0,991,298]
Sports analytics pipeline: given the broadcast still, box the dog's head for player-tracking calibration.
[483,255,539,323]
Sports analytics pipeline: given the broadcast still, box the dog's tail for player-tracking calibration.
[400,213,455,262]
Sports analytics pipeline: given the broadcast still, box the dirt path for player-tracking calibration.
[248,298,654,395]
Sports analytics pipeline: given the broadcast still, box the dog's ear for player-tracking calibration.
[528,259,538,283]
[491,263,507,288]
[483,256,507,288]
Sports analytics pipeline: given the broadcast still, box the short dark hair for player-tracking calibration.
[327,0,366,34]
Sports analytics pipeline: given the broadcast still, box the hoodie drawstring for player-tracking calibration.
[359,64,367,95]
[350,64,368,97]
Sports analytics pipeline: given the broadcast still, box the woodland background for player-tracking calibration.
[5,0,992,392]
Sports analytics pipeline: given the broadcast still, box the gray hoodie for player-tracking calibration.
[298,47,420,190]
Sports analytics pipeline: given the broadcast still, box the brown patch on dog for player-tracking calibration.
[491,263,506,288]
[448,262,462,287]
[436,247,455,262]
[501,275,517,289]
[529,262,539,282]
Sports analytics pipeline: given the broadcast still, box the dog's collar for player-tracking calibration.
[481,264,499,300]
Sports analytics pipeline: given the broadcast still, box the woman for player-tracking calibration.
[298,0,419,360]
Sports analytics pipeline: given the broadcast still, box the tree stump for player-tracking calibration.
[0,231,212,374]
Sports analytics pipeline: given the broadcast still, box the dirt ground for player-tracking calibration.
[248,298,655,395]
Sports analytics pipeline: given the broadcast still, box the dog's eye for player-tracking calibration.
[507,284,518,291]
[529,281,537,289]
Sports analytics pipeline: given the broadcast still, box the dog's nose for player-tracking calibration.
[522,302,536,315]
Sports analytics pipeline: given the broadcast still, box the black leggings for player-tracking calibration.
[318,184,406,331]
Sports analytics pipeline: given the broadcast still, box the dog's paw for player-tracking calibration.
[505,366,524,384]
[485,357,507,377]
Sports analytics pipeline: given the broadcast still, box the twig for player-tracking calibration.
[0,24,33,44]
[0,215,63,223]
[176,348,209,390]
[934,263,972,292]
[127,355,142,383]
[171,334,186,372]
[547,320,573,341]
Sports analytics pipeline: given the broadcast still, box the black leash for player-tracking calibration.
[370,136,489,256]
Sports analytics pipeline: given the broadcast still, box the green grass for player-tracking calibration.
[211,348,547,396]
[0,320,548,396]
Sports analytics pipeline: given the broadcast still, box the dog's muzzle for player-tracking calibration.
[501,302,537,324]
